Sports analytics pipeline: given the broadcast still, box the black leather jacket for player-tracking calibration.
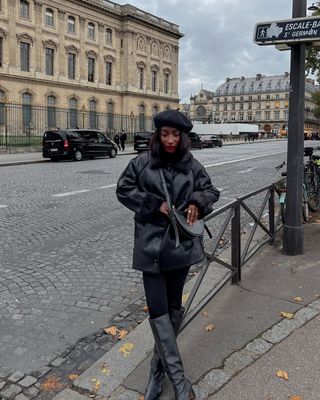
[116,151,220,273]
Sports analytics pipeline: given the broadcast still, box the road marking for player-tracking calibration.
[98,184,117,189]
[238,166,258,174]
[52,189,90,197]
[204,151,286,168]
[0,205,8,208]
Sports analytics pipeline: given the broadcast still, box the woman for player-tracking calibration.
[116,110,220,400]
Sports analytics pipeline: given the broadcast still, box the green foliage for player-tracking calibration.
[305,8,320,78]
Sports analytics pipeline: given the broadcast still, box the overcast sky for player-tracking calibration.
[117,0,314,102]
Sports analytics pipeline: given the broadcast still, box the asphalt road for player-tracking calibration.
[0,140,314,374]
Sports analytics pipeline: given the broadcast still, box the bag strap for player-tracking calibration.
[159,168,180,248]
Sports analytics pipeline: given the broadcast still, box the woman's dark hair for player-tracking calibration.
[149,128,190,159]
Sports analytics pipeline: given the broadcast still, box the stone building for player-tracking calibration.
[0,0,182,132]
[190,73,319,135]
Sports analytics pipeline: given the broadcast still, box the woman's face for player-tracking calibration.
[160,127,180,153]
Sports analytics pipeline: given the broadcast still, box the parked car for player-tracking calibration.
[187,132,203,149]
[197,135,223,148]
[134,131,154,153]
[42,129,118,161]
[209,135,223,147]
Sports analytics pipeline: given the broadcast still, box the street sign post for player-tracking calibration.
[254,16,320,46]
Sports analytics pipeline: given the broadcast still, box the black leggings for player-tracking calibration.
[143,267,190,319]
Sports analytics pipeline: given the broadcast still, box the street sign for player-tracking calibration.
[254,16,320,46]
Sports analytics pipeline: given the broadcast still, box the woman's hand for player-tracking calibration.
[160,202,170,216]
[186,204,200,225]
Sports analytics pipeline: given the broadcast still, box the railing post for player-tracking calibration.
[269,187,275,244]
[231,203,241,283]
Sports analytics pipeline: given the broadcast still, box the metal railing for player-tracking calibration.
[0,103,155,148]
[181,182,281,331]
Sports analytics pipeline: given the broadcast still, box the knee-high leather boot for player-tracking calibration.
[149,313,196,400]
[144,308,185,400]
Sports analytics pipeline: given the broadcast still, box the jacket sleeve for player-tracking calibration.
[116,158,164,218]
[187,160,220,218]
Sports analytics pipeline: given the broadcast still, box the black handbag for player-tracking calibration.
[159,168,208,248]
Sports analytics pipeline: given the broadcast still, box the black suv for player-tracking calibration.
[42,129,118,161]
[134,131,154,153]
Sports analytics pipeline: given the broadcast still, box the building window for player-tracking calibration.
[224,103,227,111]
[215,104,219,112]
[266,102,270,109]
[89,99,97,128]
[151,70,157,92]
[284,110,289,120]
[45,47,54,75]
[248,113,252,121]
[105,61,112,85]
[68,16,75,33]
[107,101,113,130]
[256,111,261,121]
[265,111,271,121]
[257,102,261,109]
[45,8,54,26]
[20,42,30,72]
[231,102,235,110]
[257,95,261,100]
[88,22,95,40]
[240,103,243,110]
[239,113,244,121]
[276,94,280,99]
[88,57,95,82]
[105,28,112,44]
[248,103,252,110]
[285,100,289,108]
[20,0,29,19]
[68,53,76,79]
[266,94,270,100]
[248,96,252,101]
[0,90,5,125]
[274,111,280,121]
[0,37,2,67]
[275,101,280,108]
[164,73,169,94]
[69,97,78,128]
[139,104,145,130]
[138,67,144,89]
[47,95,56,128]
[22,92,32,128]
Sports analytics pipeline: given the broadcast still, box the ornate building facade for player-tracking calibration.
[190,73,319,135]
[0,0,182,131]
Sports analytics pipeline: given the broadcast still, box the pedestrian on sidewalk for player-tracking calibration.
[116,109,220,400]
[113,132,121,151]
[120,129,127,151]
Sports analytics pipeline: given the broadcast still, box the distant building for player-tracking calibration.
[0,0,182,133]
[190,73,319,135]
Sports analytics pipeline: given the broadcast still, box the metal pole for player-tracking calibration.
[283,0,306,255]
[231,203,241,283]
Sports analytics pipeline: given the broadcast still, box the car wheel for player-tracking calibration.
[74,149,83,161]
[50,157,59,162]
[219,143,223,147]
[109,148,117,158]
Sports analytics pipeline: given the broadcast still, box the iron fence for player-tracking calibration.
[0,103,154,148]
[181,182,281,331]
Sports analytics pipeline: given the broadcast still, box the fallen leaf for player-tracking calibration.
[90,378,101,391]
[41,376,64,392]
[118,329,129,340]
[68,374,79,381]
[219,238,225,245]
[293,297,303,302]
[202,311,209,317]
[276,369,289,380]
[205,324,215,332]
[182,293,189,303]
[142,305,149,313]
[280,311,295,319]
[119,342,134,356]
[104,326,118,336]
[289,396,303,400]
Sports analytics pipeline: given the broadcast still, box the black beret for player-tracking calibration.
[154,110,193,133]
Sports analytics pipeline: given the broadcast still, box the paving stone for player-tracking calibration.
[199,369,232,395]
[15,394,30,400]
[0,368,11,379]
[0,383,23,398]
[295,306,319,321]
[107,385,142,400]
[262,324,291,344]
[50,357,66,367]
[51,388,91,399]
[224,350,255,374]
[31,366,52,379]
[18,375,37,388]
[309,299,320,310]
[0,381,6,390]
[245,338,273,355]
[24,386,40,398]
[7,371,24,383]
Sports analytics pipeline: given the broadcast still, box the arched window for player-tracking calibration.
[105,61,112,85]
[107,101,114,131]
[68,16,75,33]
[69,97,78,128]
[164,72,170,94]
[20,0,29,19]
[45,8,54,26]
[139,104,145,131]
[89,99,97,129]
[138,65,144,89]
[88,22,95,40]
[196,105,206,118]
[105,28,112,44]
[22,92,32,128]
[47,95,56,128]
[152,105,158,129]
